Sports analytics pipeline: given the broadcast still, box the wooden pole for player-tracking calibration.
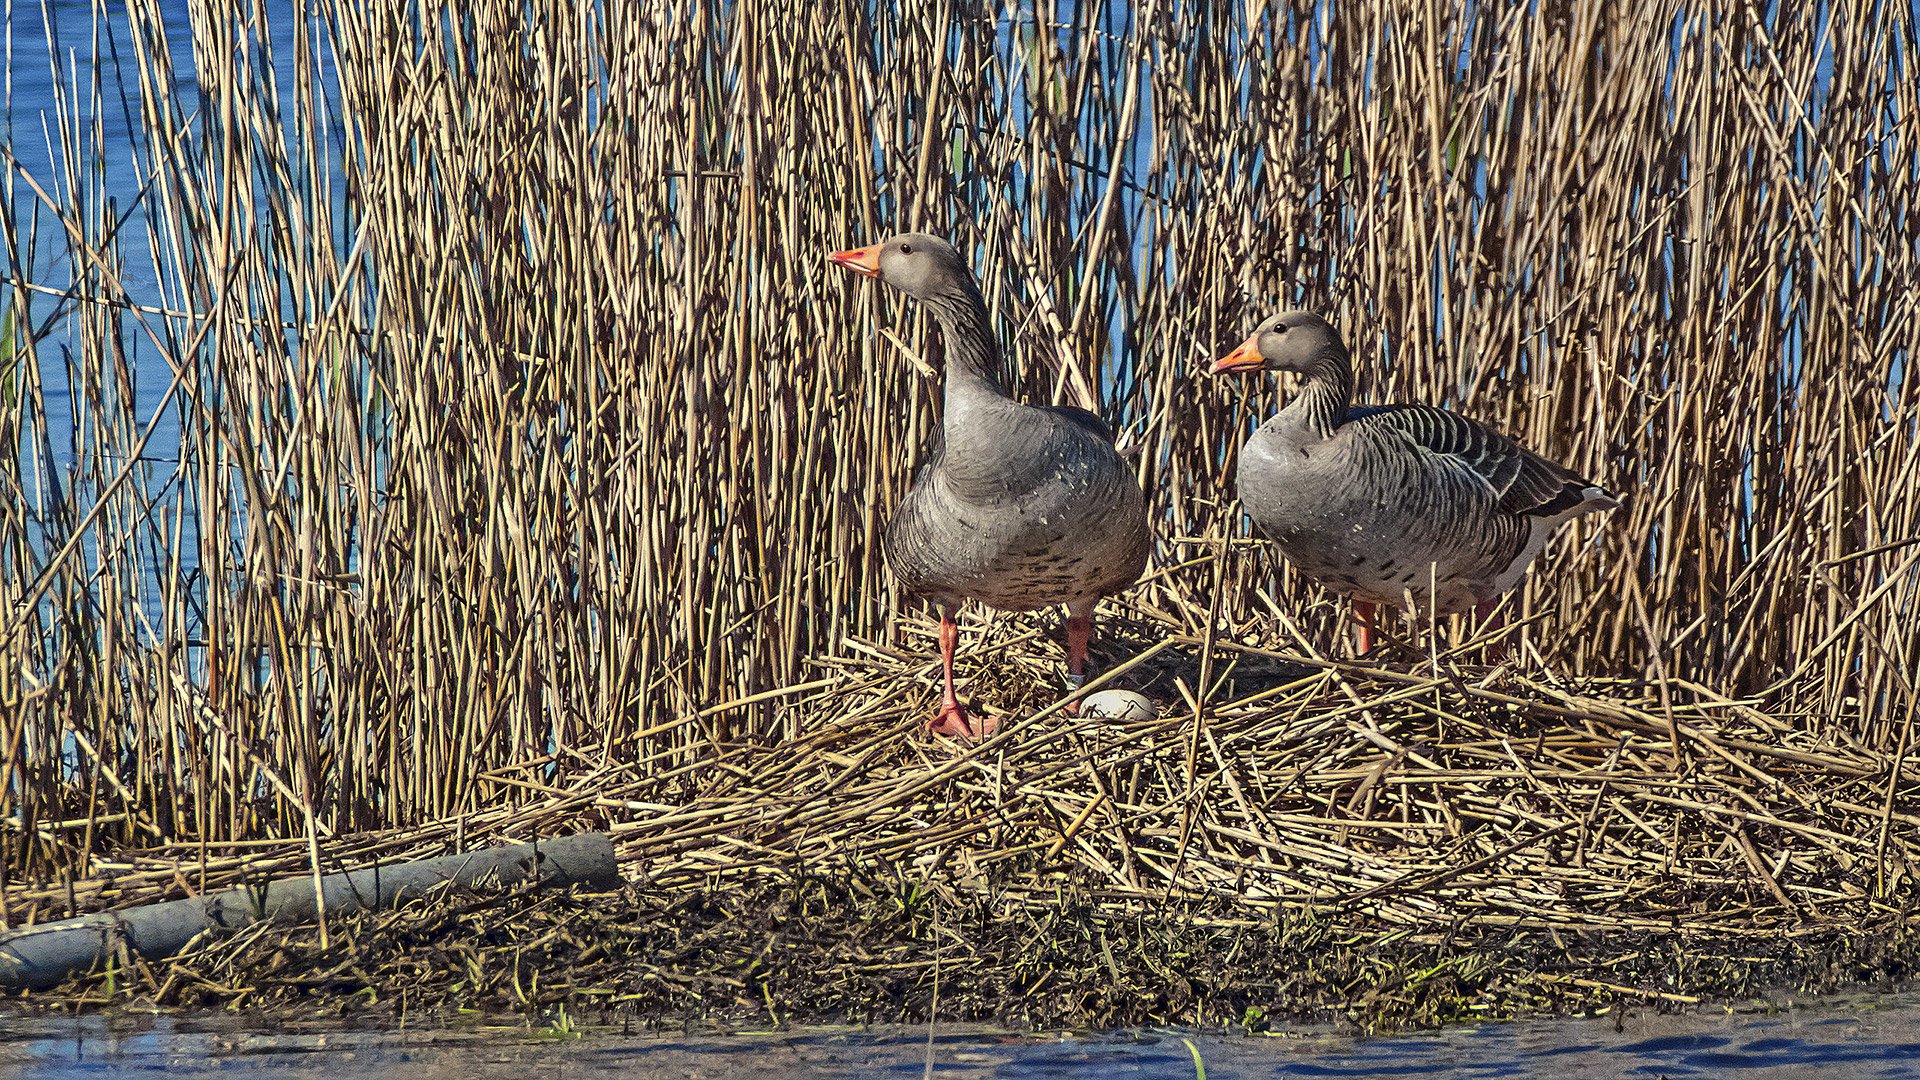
[0,833,619,991]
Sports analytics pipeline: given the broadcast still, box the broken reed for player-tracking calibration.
[0,0,1915,891]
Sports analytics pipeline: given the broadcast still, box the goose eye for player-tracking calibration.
[900,244,914,255]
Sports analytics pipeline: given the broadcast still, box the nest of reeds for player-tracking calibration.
[14,605,1919,1025]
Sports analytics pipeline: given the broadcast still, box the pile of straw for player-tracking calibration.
[16,605,1917,1024]
[13,604,1909,935]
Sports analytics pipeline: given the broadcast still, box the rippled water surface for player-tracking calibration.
[5,997,1920,1078]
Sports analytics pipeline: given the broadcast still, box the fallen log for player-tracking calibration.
[0,832,619,991]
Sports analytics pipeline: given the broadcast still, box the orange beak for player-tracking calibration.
[1211,334,1264,375]
[827,244,883,278]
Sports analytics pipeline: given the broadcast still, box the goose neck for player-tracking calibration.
[1290,346,1355,438]
[923,287,1011,407]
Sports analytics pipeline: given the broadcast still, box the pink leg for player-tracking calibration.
[928,609,996,740]
[1475,597,1510,661]
[1064,605,1093,716]
[1353,600,1376,655]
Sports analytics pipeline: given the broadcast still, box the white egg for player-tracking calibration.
[1080,689,1157,721]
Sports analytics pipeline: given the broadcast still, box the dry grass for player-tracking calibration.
[0,0,1916,973]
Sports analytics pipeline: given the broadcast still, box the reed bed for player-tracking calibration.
[7,609,1915,932]
[18,612,1920,1023]
[0,0,1916,989]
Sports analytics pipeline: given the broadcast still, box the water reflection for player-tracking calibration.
[4,996,1920,1078]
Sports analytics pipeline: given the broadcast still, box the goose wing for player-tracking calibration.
[1346,404,1617,519]
[1044,404,1117,443]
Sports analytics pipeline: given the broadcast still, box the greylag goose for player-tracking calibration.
[1213,311,1618,653]
[829,233,1150,739]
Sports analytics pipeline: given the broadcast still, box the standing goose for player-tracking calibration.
[1212,311,1619,652]
[829,233,1150,739]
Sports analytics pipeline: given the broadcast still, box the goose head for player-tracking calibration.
[1212,311,1346,375]
[828,233,973,301]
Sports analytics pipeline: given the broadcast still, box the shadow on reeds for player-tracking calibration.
[1076,618,1320,705]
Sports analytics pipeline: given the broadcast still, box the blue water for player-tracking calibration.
[5,0,198,448]
[5,998,1920,1077]
[5,0,329,643]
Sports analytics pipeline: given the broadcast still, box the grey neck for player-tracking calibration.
[922,286,1011,407]
[1283,346,1355,438]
